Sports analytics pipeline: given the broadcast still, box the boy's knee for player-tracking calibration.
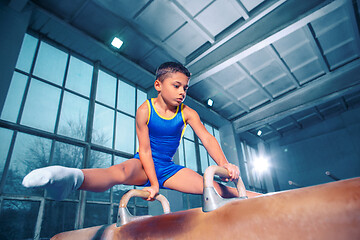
[109,164,129,182]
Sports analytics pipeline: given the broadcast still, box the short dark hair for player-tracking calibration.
[155,62,191,82]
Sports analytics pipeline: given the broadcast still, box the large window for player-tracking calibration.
[0,33,147,239]
[0,32,224,237]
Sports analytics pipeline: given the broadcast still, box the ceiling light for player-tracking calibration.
[253,156,269,173]
[111,37,123,49]
[207,98,214,107]
[257,130,262,136]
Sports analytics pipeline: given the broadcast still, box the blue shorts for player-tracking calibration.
[133,153,184,189]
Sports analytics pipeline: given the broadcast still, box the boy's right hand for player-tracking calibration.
[143,185,159,201]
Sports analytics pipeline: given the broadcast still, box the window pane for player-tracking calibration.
[188,194,202,208]
[15,33,38,73]
[204,123,213,135]
[178,139,185,166]
[0,72,27,122]
[41,201,77,238]
[0,128,13,177]
[96,70,116,107]
[58,91,88,140]
[21,79,61,132]
[4,133,51,196]
[214,128,220,143]
[52,142,84,200]
[199,145,209,173]
[115,113,135,154]
[92,104,114,148]
[137,89,147,110]
[117,80,135,116]
[84,203,109,228]
[184,125,194,140]
[33,41,68,86]
[0,200,40,240]
[113,156,133,203]
[65,56,93,97]
[184,139,197,172]
[87,150,111,202]
[209,156,216,166]
[135,90,147,151]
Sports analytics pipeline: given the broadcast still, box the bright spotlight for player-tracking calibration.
[207,98,214,107]
[253,156,269,173]
[111,37,123,49]
[257,130,262,136]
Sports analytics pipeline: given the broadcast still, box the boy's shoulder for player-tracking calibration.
[181,103,199,120]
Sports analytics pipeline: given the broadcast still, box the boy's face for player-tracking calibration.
[155,72,189,106]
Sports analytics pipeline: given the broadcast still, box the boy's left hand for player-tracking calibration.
[222,163,240,182]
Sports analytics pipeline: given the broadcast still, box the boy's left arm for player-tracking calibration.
[184,105,239,181]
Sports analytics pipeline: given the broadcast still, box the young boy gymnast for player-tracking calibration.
[22,62,260,201]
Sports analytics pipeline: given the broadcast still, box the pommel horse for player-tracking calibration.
[51,166,360,240]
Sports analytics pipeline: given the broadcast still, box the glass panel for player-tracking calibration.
[199,144,209,173]
[188,194,202,208]
[87,150,112,202]
[15,33,38,73]
[0,200,40,240]
[84,203,109,228]
[214,128,221,143]
[204,123,213,135]
[115,113,135,154]
[58,91,88,140]
[178,139,185,166]
[52,142,84,200]
[184,139,197,172]
[0,128,13,177]
[4,132,51,196]
[136,89,147,151]
[96,70,116,107]
[21,79,61,132]
[117,80,135,116]
[92,104,114,148]
[136,206,148,216]
[112,156,133,203]
[65,56,93,97]
[52,142,83,168]
[41,200,77,238]
[184,125,194,140]
[209,156,217,166]
[33,41,68,86]
[0,72,27,122]
[137,89,147,110]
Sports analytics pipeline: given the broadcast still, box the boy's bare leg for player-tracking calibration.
[23,158,148,200]
[163,168,261,198]
[80,158,148,192]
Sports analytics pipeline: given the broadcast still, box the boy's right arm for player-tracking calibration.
[136,101,159,200]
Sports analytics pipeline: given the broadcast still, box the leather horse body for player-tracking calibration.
[52,177,360,240]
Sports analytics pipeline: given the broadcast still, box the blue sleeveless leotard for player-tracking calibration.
[134,98,186,189]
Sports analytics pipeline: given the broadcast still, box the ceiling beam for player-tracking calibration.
[208,77,250,112]
[188,0,347,87]
[91,0,186,63]
[313,107,325,120]
[187,0,288,68]
[169,0,215,44]
[232,0,250,19]
[29,2,155,81]
[233,59,360,133]
[234,62,274,100]
[8,0,29,12]
[303,25,330,73]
